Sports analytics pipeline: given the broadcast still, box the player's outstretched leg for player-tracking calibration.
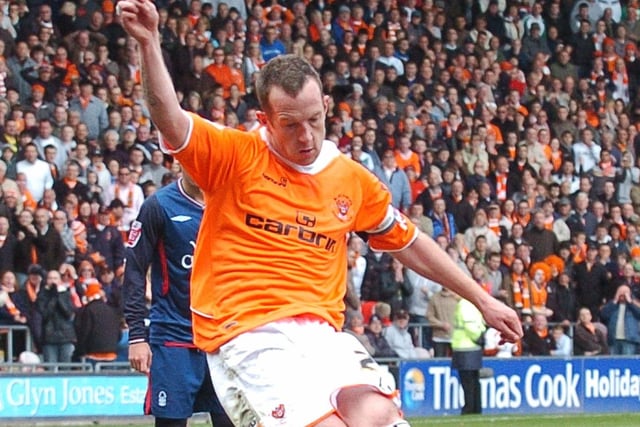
[333,385,410,427]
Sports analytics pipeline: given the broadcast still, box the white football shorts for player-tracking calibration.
[206,316,398,426]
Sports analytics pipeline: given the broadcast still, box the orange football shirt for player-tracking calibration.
[166,112,418,352]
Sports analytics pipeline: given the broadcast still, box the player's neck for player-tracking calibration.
[181,179,204,204]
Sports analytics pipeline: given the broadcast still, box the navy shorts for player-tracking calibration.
[145,343,227,420]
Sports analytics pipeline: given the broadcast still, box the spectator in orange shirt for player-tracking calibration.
[394,134,421,176]
[52,46,79,87]
[204,48,235,99]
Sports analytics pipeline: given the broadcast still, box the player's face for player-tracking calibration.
[264,80,328,166]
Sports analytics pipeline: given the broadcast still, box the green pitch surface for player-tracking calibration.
[408,413,640,426]
[17,413,640,427]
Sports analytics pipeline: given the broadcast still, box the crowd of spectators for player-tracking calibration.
[2,0,640,363]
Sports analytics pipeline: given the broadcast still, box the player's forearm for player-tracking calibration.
[122,255,151,342]
[397,233,493,310]
[138,36,189,149]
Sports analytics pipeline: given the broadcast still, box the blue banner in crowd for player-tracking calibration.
[0,375,147,418]
[400,357,640,417]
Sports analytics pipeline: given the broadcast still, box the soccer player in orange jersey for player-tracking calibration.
[119,1,523,425]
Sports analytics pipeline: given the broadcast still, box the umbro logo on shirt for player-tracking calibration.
[171,215,192,222]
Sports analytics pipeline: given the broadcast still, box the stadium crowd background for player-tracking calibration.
[1,0,640,365]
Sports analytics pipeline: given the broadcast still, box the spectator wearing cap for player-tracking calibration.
[520,22,551,72]
[69,80,109,141]
[89,147,112,192]
[364,314,398,358]
[28,84,55,124]
[383,309,432,359]
[119,124,139,152]
[332,5,353,46]
[406,11,426,44]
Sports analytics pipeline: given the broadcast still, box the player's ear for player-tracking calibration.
[256,110,268,126]
[323,95,330,114]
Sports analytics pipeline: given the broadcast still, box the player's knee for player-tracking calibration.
[154,418,187,427]
[334,386,403,427]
